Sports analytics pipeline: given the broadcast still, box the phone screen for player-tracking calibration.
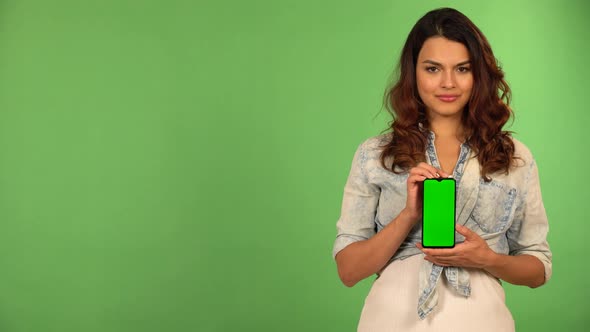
[422,178,456,248]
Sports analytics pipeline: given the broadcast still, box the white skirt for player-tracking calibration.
[357,254,515,332]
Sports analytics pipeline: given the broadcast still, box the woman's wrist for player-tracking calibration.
[482,250,503,271]
[399,208,419,225]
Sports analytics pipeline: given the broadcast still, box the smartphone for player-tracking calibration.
[422,178,456,248]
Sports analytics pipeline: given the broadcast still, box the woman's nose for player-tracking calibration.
[441,71,456,89]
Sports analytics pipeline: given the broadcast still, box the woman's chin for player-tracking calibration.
[427,109,464,118]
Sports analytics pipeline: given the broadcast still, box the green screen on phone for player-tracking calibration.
[422,178,456,248]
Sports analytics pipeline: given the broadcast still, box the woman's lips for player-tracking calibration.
[437,95,459,102]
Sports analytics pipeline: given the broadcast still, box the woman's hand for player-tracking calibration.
[416,224,496,269]
[403,162,449,224]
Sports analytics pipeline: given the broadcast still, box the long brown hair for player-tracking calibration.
[380,7,516,181]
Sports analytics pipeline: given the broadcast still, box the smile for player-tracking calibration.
[437,95,459,102]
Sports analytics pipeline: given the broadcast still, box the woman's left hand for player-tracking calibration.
[416,224,496,269]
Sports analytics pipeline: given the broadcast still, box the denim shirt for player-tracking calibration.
[332,131,552,319]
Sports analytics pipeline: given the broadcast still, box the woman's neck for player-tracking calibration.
[428,116,465,141]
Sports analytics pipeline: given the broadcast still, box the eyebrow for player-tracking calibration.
[422,60,471,67]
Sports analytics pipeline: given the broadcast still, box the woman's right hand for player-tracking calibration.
[403,162,449,225]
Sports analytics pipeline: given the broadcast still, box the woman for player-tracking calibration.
[332,7,552,331]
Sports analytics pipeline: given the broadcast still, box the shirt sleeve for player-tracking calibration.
[332,140,381,260]
[506,159,553,284]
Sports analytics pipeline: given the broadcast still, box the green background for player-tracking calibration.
[0,0,586,331]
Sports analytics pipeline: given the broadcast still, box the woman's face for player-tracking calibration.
[416,36,473,121]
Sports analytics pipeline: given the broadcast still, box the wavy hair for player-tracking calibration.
[380,7,516,181]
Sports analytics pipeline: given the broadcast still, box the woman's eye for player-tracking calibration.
[426,66,438,73]
[457,66,471,73]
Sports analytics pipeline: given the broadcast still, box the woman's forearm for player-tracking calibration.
[484,253,546,288]
[335,209,416,287]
